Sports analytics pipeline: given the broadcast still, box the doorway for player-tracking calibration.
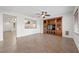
[3,14,17,48]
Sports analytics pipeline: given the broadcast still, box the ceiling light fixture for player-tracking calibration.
[36,11,50,18]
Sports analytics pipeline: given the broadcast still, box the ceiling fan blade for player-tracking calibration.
[45,14,50,16]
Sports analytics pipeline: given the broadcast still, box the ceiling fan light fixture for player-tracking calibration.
[42,15,45,18]
[45,12,47,15]
[36,11,50,18]
[41,11,44,15]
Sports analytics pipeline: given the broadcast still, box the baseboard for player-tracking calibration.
[16,33,41,39]
[63,35,73,38]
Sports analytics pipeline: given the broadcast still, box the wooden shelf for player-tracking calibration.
[43,17,62,36]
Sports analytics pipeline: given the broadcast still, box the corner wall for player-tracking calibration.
[62,12,73,38]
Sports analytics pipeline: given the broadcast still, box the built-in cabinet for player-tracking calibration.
[43,17,62,36]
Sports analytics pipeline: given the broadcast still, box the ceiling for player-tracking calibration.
[0,6,75,18]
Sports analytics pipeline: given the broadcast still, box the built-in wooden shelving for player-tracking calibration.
[43,17,62,36]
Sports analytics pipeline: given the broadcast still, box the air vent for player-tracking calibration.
[65,31,69,35]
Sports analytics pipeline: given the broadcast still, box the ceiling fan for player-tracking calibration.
[36,11,50,18]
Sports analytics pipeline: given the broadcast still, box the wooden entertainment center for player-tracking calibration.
[43,17,62,36]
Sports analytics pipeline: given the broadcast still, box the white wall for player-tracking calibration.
[62,12,73,38]
[0,13,3,41]
[16,15,41,37]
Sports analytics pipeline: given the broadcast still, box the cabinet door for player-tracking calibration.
[55,30,62,36]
